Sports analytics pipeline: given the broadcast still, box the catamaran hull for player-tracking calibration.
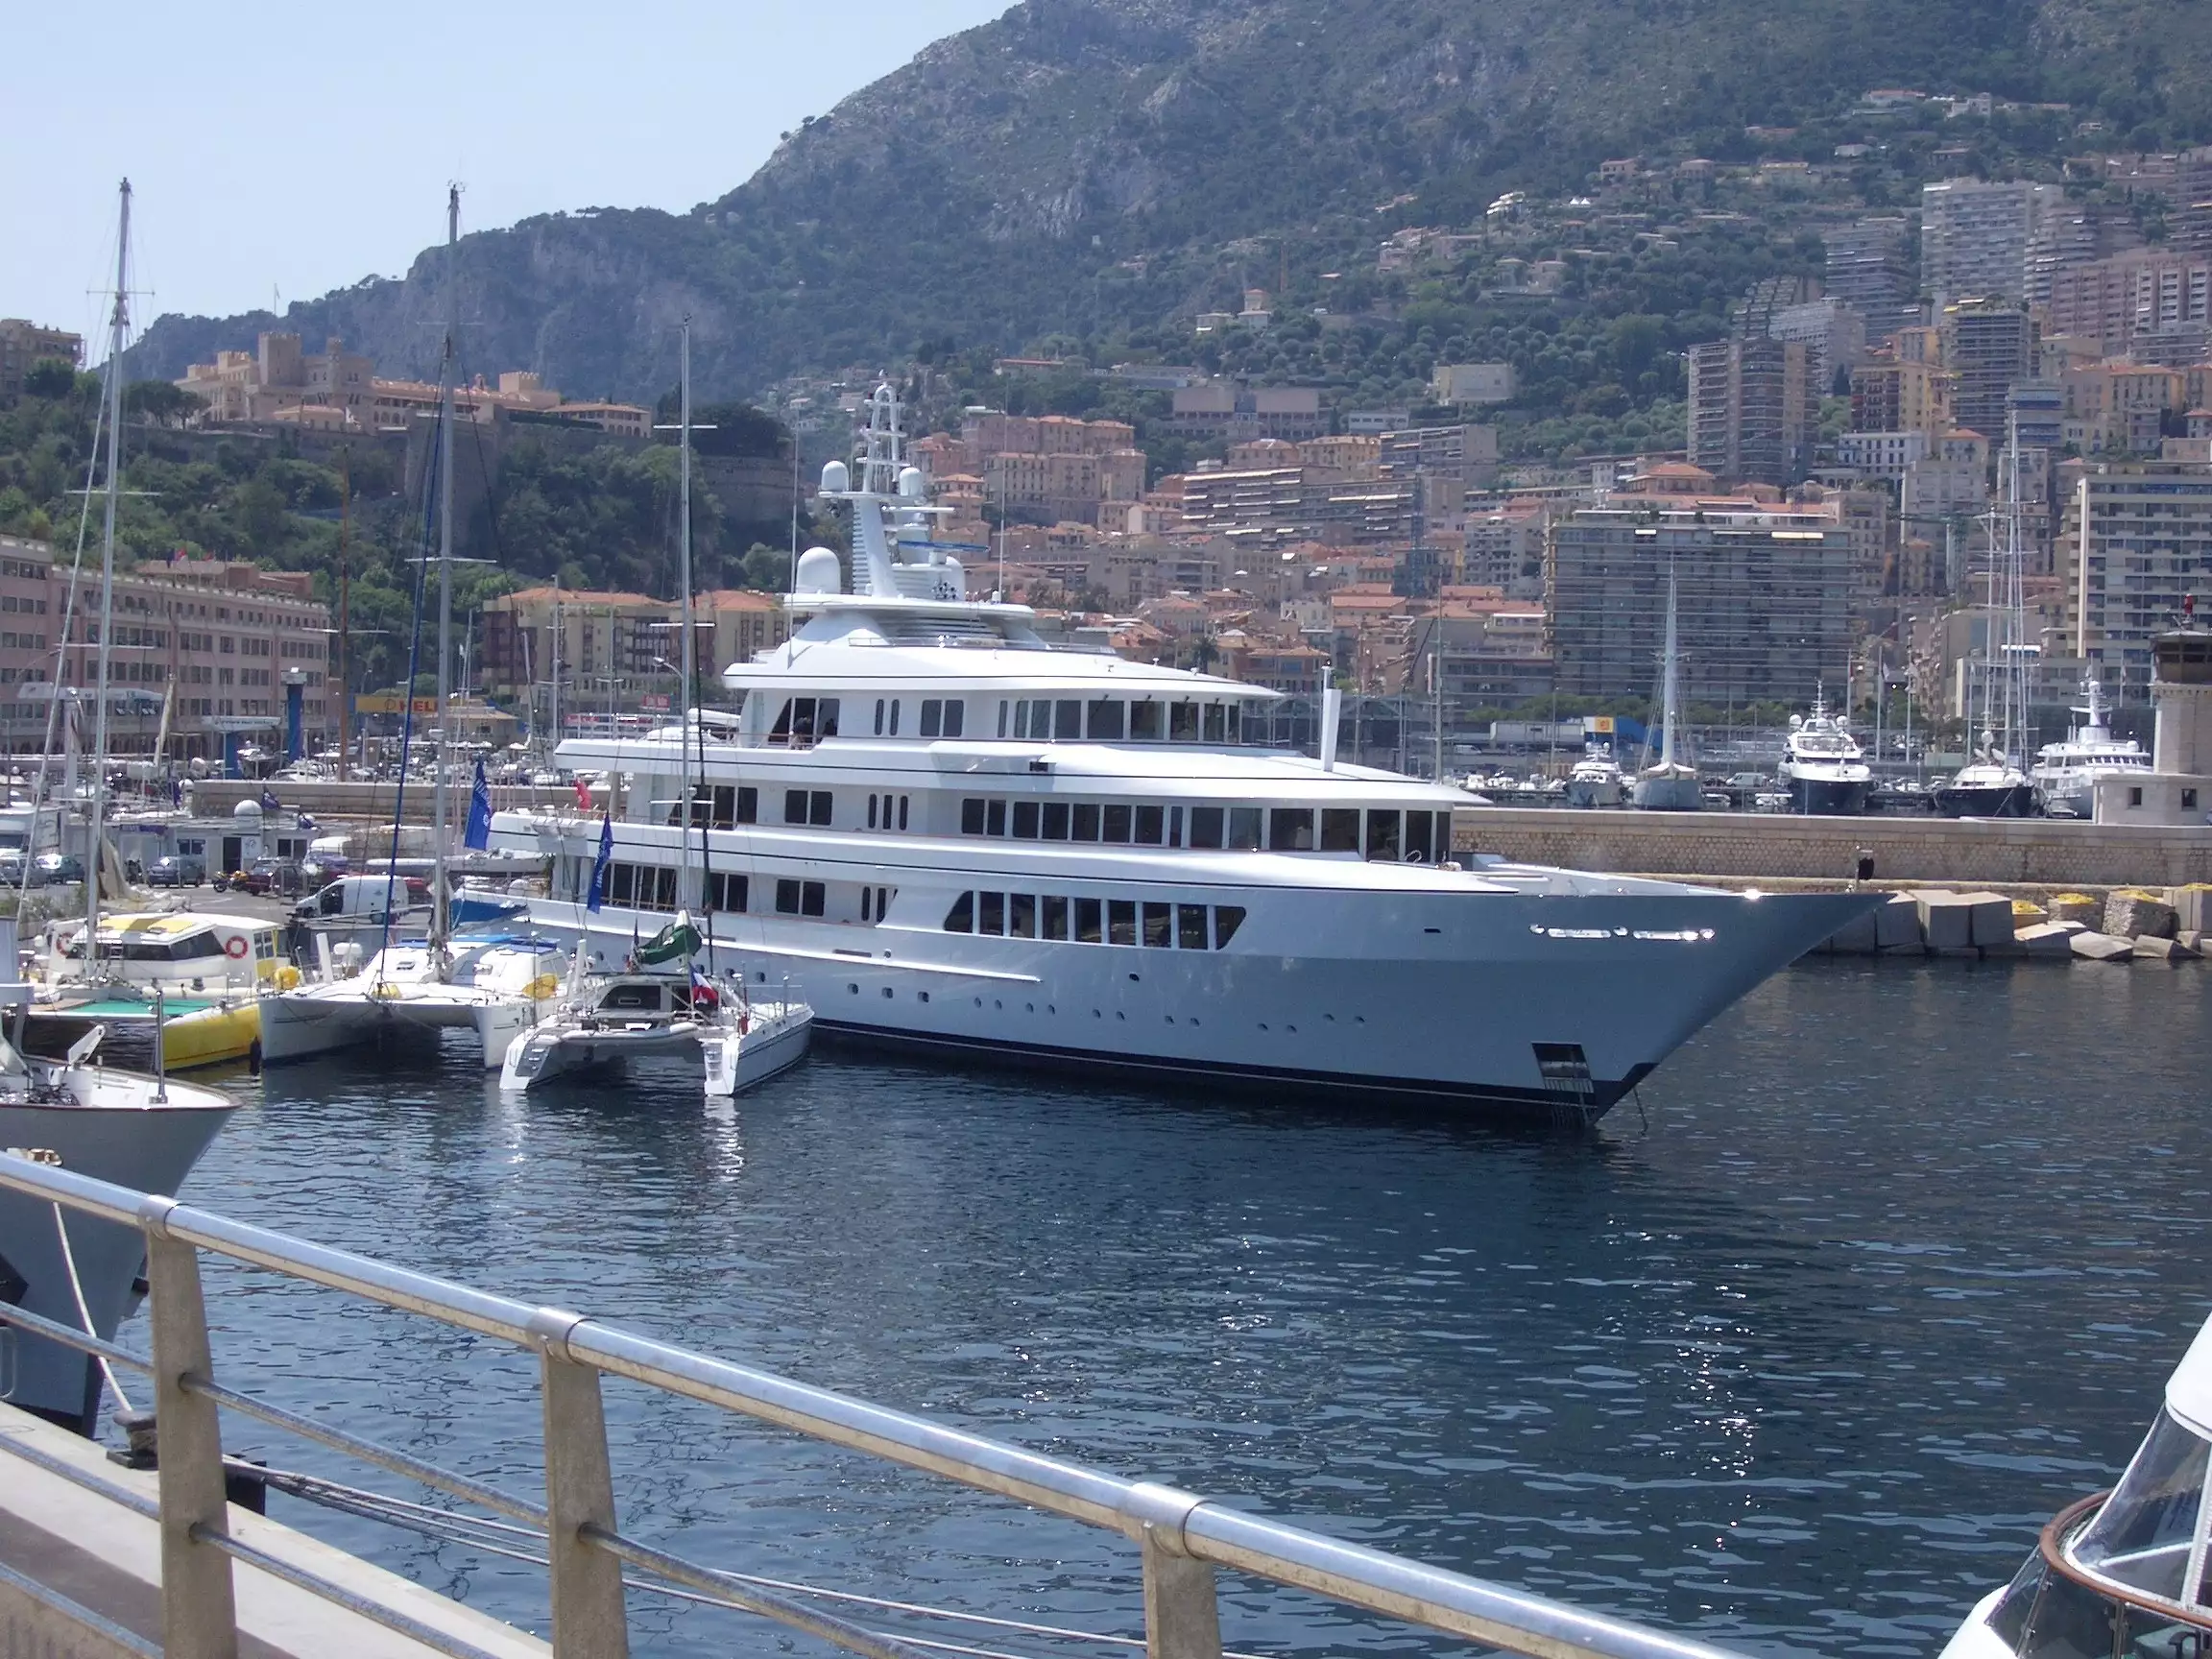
[257,987,504,1065]
[0,1081,234,1433]
[518,888,1873,1121]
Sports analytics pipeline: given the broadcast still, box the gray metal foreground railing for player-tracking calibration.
[0,1153,1748,1659]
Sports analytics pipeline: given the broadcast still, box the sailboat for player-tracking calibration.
[256,189,553,1068]
[1631,565,1702,810]
[0,180,237,1436]
[1936,417,2036,819]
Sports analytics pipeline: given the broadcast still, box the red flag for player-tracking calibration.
[573,776,591,809]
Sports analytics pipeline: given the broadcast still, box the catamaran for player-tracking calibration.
[484,386,1874,1122]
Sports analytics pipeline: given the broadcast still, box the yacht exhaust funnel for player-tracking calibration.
[1321,686,1342,771]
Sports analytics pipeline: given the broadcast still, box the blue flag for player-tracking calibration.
[587,814,613,913]
[465,757,493,850]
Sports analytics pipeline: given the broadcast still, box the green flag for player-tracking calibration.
[635,914,703,966]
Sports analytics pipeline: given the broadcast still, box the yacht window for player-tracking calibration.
[1130,701,1164,740]
[1226,704,1241,743]
[1366,809,1403,862]
[610,864,636,906]
[1013,801,1041,839]
[979,892,1005,935]
[962,798,985,834]
[1054,699,1082,740]
[1169,702,1199,742]
[1189,806,1224,849]
[986,799,1007,836]
[944,893,974,932]
[1178,904,1208,950]
[1134,805,1165,845]
[1269,808,1314,852]
[1169,805,1183,847]
[1228,806,1262,851]
[920,699,942,737]
[1214,906,1245,949]
[707,872,748,912]
[1075,897,1103,944]
[861,887,871,922]
[1087,699,1124,740]
[1204,704,1227,743]
[1043,895,1070,939]
[1320,808,1359,852]
[1407,811,1434,863]
[603,983,662,1013]
[998,701,1009,738]
[775,878,826,917]
[2075,1408,2209,1602]
[868,796,878,830]
[942,699,964,737]
[2188,788,2200,810]
[784,789,808,825]
[1043,802,1070,840]
[1009,894,1037,938]
[1072,803,1101,840]
[888,699,901,736]
[710,785,743,829]
[1142,902,1172,948]
[818,699,840,737]
[769,700,793,743]
[1108,899,1137,946]
[734,786,757,825]
[899,796,909,831]
[874,698,886,736]
[1102,804,1132,844]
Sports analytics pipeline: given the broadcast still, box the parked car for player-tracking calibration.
[231,858,305,898]
[146,854,206,887]
[295,873,432,924]
[36,853,85,886]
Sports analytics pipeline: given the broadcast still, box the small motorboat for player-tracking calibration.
[498,955,811,1097]
[1941,1309,2212,1659]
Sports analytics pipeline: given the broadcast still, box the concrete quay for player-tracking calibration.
[185,778,576,823]
[1452,805,2212,889]
[0,1402,547,1657]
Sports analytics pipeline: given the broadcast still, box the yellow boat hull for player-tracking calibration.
[160,1000,262,1070]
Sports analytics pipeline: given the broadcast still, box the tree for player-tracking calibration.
[124,380,200,427]
[22,360,76,399]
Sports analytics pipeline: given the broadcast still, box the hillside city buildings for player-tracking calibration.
[0,320,84,399]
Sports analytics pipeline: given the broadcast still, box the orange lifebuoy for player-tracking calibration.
[224,935,249,959]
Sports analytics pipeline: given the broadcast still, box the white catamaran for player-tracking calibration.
[487,386,1874,1121]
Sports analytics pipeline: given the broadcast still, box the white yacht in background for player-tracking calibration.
[487,387,1875,1122]
[1940,1308,2212,1659]
[1564,751,1624,808]
[1778,695,1870,815]
[2031,679,2148,817]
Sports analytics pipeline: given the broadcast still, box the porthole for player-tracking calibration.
[1324,1013,1335,1022]
[918,992,930,1004]
[994,999,1003,1010]
[1024,1002,1034,1013]
[1259,1022,1269,1031]
[974,997,983,1007]
[880,987,894,999]
[1165,1015,1175,1024]
[848,983,858,995]
[1116,1011,1125,1021]
[1286,1024,1297,1034]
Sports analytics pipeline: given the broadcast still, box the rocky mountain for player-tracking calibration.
[127,0,2212,403]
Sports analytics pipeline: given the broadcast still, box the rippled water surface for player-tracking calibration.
[150,958,2212,1657]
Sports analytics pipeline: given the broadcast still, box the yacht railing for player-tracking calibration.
[0,1152,1746,1659]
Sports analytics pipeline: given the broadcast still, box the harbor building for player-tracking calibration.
[1545,504,1854,707]
[2060,461,2212,694]
[0,319,84,397]
[2092,627,2212,825]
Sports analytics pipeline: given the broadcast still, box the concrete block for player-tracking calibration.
[1913,890,1975,951]
[1960,891,2017,947]
[1826,909,1880,953]
[2175,884,2212,934]
[2048,892,2102,926]
[2134,934,2186,962]
[2072,930,2136,961]
[1875,893,1924,950]
[2182,930,2205,952]
[2017,921,2082,957]
[2010,899,2049,926]
[2105,889,2178,939]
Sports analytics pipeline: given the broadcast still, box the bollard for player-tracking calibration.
[142,1210,238,1659]
[532,1310,631,1658]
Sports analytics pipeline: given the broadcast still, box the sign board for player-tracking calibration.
[355,694,441,715]
[206,715,282,733]
[640,693,671,711]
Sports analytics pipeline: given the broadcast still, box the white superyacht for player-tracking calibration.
[2031,678,2149,817]
[488,388,1873,1122]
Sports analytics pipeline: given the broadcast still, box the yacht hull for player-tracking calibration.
[258,983,511,1065]
[1788,776,1869,815]
[0,1082,233,1433]
[1630,776,1703,812]
[1934,781,2037,818]
[523,888,1874,1121]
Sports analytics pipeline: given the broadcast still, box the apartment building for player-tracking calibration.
[1939,298,2037,440]
[1850,351,1952,439]
[1822,217,1919,343]
[1687,337,1815,486]
[1920,179,2057,308]
[2045,250,2212,358]
[1769,298,1867,396]
[1546,506,1854,706]
[476,586,789,724]
[0,537,333,757]
[1166,384,1328,442]
[2060,462,2212,690]
[0,320,84,398]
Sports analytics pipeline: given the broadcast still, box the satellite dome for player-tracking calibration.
[794,547,843,596]
[819,460,851,494]
[233,797,264,818]
[898,466,926,500]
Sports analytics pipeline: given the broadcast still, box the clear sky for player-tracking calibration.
[3,1,1011,354]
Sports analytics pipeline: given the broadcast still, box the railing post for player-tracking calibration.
[141,1199,238,1659]
[531,1310,630,1659]
[1123,1482,1222,1659]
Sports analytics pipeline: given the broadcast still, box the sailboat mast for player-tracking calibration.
[2004,413,2023,767]
[1659,565,1680,768]
[433,184,457,949]
[85,179,132,959]
[677,319,696,891]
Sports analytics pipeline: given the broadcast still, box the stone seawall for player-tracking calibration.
[1451,806,2212,888]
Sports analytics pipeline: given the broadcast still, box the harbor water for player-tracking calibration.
[146,958,2212,1657]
